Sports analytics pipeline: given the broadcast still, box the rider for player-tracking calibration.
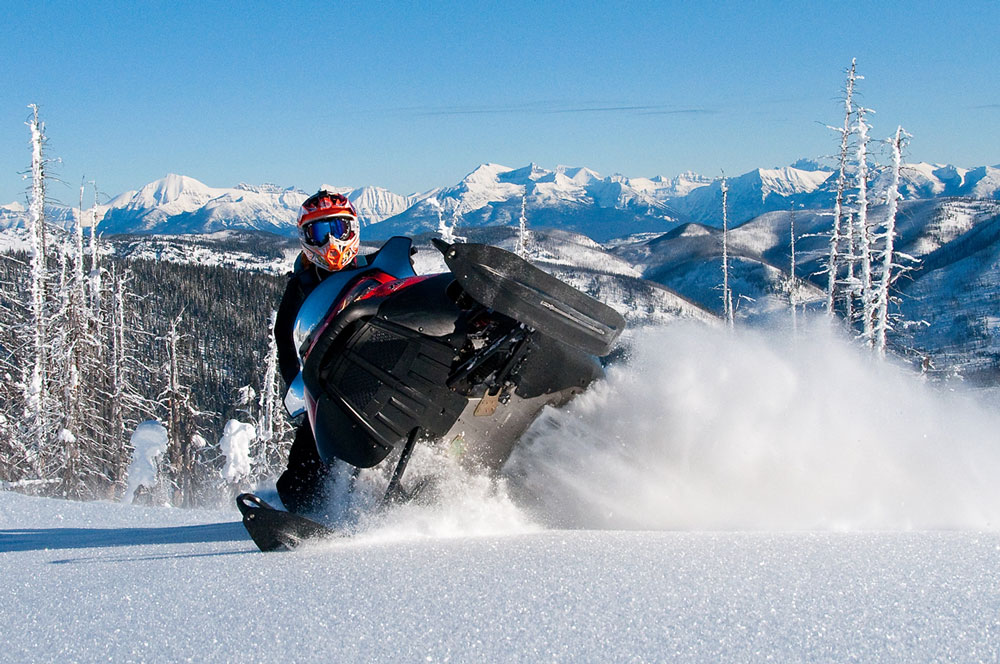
[274,189,361,514]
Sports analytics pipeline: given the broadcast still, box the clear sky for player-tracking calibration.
[2,0,998,205]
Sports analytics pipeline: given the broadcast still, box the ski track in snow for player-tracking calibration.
[4,319,1000,661]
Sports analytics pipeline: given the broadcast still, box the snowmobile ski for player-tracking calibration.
[432,239,625,356]
[236,493,339,552]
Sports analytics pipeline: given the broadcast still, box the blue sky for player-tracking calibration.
[2,0,997,205]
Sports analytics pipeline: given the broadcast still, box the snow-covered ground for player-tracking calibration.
[4,489,999,662]
[4,320,1000,662]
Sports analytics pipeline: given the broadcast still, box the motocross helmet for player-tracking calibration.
[297,190,360,271]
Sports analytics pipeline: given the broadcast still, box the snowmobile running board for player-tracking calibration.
[432,239,625,356]
[236,493,340,552]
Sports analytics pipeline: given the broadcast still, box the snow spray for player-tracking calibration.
[315,446,539,544]
[504,318,1000,531]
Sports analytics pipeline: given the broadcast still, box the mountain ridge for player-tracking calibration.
[2,160,998,242]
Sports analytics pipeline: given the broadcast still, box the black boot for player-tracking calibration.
[276,426,330,515]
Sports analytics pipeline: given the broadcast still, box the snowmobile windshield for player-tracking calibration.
[302,215,356,246]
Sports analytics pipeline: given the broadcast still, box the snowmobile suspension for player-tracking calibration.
[384,427,420,503]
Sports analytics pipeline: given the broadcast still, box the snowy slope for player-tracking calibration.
[4,489,999,663]
[613,213,828,320]
[111,231,300,275]
[894,206,1000,382]
[5,323,1000,662]
[411,226,716,325]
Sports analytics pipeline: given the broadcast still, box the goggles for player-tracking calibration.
[302,215,356,246]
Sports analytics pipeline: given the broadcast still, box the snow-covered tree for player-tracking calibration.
[434,198,451,243]
[124,420,168,504]
[788,207,799,334]
[102,263,155,496]
[720,176,734,327]
[433,197,464,244]
[0,257,31,480]
[516,195,531,258]
[87,181,102,310]
[219,419,255,491]
[50,182,101,498]
[256,311,280,446]
[24,105,50,461]
[872,126,914,359]
[854,105,877,345]
[450,204,465,243]
[826,59,860,316]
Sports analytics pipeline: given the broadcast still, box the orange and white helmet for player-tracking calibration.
[296,190,360,271]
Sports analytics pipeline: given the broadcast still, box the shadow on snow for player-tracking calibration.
[0,521,247,553]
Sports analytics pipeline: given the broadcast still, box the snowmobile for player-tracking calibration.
[238,236,625,551]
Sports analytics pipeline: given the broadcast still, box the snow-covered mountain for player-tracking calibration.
[627,170,714,200]
[0,201,26,227]
[94,175,413,235]
[4,159,998,241]
[345,186,417,227]
[668,166,836,227]
[372,163,683,242]
[98,175,304,234]
[887,163,1000,200]
[0,200,77,232]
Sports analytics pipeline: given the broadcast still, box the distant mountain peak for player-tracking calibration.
[789,157,828,172]
[463,163,514,182]
[235,182,297,195]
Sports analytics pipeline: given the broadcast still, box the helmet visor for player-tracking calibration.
[302,216,356,246]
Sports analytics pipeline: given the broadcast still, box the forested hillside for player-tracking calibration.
[0,249,294,504]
